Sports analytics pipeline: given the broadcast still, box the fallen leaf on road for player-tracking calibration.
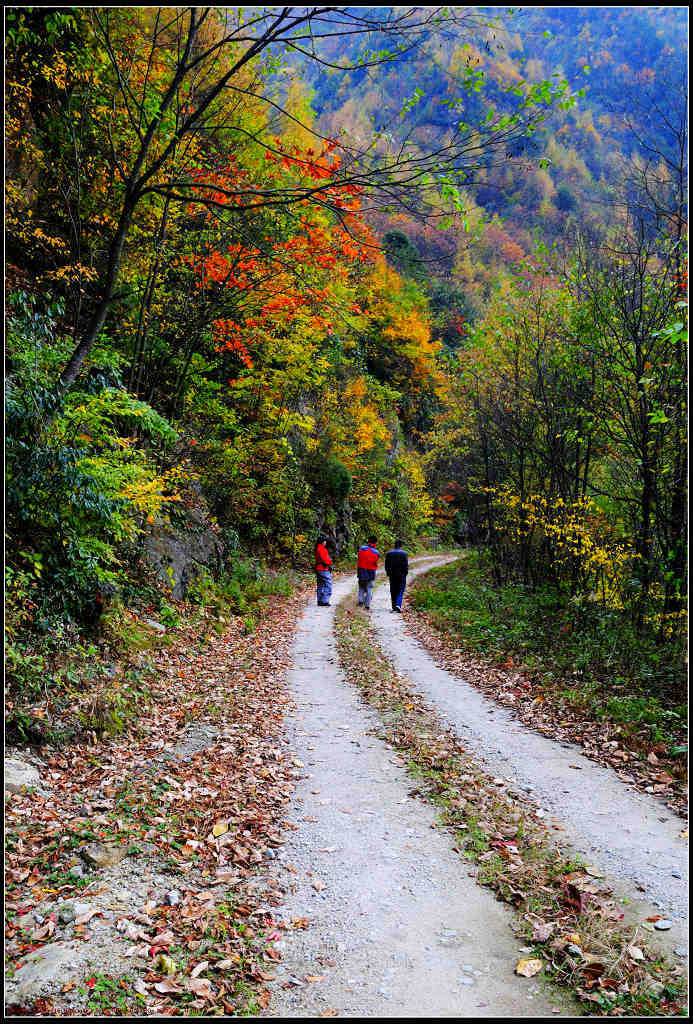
[154,979,183,994]
[154,954,177,975]
[252,970,276,982]
[312,878,327,892]
[516,958,543,977]
[124,942,150,957]
[187,977,213,997]
[304,975,324,982]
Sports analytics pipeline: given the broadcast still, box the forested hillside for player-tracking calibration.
[5,6,687,750]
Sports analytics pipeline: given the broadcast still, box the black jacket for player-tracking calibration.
[385,548,408,579]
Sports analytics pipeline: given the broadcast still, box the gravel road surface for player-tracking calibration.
[266,570,572,1018]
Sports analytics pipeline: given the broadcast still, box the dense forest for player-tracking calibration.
[5,7,687,742]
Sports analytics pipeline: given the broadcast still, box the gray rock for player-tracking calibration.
[110,887,134,905]
[5,756,48,795]
[57,900,95,924]
[141,505,224,599]
[79,842,127,868]
[6,941,83,1006]
[654,919,673,930]
[673,948,687,958]
[143,618,166,633]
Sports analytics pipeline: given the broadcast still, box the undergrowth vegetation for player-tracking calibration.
[5,555,297,750]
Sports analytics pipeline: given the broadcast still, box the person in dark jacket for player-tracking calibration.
[385,539,408,612]
[315,535,332,606]
[356,535,379,610]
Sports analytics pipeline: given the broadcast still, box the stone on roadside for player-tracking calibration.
[7,941,83,1006]
[5,756,49,795]
[143,618,167,633]
[57,900,97,924]
[79,841,128,868]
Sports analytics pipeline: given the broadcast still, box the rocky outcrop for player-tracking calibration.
[141,505,224,599]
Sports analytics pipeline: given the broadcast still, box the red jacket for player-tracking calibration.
[357,544,379,573]
[315,542,332,572]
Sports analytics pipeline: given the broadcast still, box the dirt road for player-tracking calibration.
[267,557,687,1017]
[267,566,572,1017]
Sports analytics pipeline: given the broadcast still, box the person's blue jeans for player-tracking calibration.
[316,570,332,605]
[357,578,375,608]
[389,575,406,610]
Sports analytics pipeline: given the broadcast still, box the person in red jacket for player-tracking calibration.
[356,535,379,610]
[315,535,333,606]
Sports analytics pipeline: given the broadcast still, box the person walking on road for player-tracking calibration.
[315,535,333,606]
[357,535,379,610]
[385,539,409,612]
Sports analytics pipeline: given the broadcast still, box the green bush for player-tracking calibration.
[6,292,179,619]
[186,560,293,617]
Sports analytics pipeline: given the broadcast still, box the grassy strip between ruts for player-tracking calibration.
[334,602,687,1018]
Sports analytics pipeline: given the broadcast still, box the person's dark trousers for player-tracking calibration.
[389,575,407,611]
[316,570,332,605]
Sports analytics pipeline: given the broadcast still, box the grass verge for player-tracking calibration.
[335,600,687,1017]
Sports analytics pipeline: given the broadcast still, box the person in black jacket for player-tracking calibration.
[384,540,408,612]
